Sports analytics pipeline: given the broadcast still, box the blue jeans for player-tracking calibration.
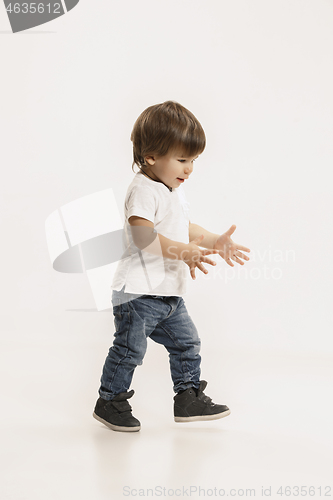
[98,287,201,400]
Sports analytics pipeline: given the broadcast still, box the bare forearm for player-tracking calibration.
[131,226,187,260]
[189,223,219,249]
[157,233,188,260]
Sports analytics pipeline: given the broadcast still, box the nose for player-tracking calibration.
[184,163,193,176]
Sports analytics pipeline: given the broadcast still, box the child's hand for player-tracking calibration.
[182,234,219,280]
[214,225,250,267]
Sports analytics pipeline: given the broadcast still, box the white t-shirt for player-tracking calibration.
[111,170,190,296]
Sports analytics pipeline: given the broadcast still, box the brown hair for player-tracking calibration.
[130,100,206,173]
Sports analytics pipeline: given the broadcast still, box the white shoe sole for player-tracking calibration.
[93,412,141,432]
[174,409,231,423]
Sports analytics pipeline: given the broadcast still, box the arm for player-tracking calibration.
[189,222,219,249]
[190,221,251,267]
[129,216,218,279]
[129,216,188,260]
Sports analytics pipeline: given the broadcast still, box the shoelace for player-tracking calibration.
[198,392,213,405]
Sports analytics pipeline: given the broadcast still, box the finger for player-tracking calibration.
[235,244,251,252]
[201,248,219,255]
[190,266,196,280]
[235,251,250,261]
[231,255,244,265]
[225,224,236,236]
[201,256,217,266]
[225,258,234,267]
[196,262,209,274]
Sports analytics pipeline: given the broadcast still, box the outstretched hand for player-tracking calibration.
[182,234,219,280]
[214,225,250,267]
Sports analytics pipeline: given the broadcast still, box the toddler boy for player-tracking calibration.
[93,101,250,432]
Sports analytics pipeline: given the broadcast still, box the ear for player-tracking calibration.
[144,156,155,166]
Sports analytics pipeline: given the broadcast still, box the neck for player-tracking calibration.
[139,167,172,192]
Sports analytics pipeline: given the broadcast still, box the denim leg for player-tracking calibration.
[98,301,143,400]
[149,297,201,393]
[98,291,201,399]
[98,291,170,400]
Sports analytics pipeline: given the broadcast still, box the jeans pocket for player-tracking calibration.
[113,303,124,334]
[113,302,122,316]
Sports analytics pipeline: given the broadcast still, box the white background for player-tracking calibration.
[1,1,332,499]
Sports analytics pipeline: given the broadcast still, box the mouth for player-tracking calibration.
[177,178,186,182]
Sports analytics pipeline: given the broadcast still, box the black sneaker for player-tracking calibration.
[93,390,141,432]
[174,380,230,422]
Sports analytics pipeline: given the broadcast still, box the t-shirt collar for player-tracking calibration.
[138,168,173,192]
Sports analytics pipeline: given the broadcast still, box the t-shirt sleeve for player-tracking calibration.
[125,185,157,224]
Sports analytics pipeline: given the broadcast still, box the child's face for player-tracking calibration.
[144,151,199,190]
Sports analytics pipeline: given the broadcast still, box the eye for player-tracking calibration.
[178,157,198,164]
